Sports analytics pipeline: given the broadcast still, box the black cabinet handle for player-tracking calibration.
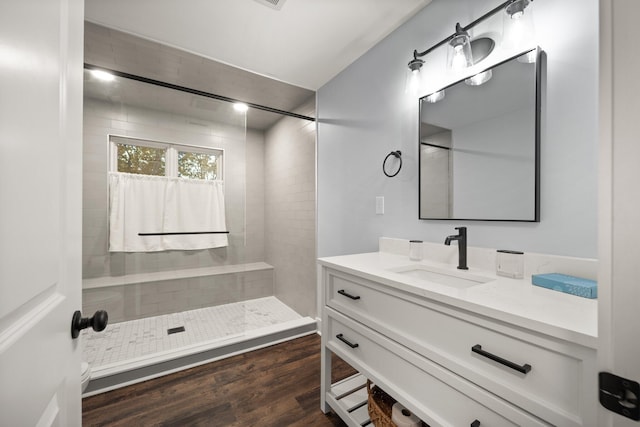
[472,344,531,374]
[337,289,360,300]
[471,420,481,427]
[336,333,359,348]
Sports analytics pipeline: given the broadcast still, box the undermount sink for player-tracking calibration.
[389,264,493,289]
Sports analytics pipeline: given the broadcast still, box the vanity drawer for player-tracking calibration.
[325,309,550,427]
[326,269,593,427]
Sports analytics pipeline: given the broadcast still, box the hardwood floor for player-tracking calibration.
[82,333,357,426]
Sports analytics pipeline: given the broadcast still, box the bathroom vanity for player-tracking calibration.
[319,243,598,426]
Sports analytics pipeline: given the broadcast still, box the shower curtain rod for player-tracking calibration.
[84,63,316,122]
[138,231,230,236]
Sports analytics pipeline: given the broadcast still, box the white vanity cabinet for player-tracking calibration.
[319,259,598,427]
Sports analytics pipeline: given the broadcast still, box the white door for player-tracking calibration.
[598,0,640,425]
[0,0,84,426]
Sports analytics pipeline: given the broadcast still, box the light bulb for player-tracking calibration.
[409,69,421,94]
[90,69,115,82]
[451,47,467,71]
[233,103,248,113]
[510,19,526,44]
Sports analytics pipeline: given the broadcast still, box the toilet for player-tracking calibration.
[81,362,91,393]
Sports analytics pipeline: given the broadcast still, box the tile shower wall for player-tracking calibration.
[264,98,317,318]
[83,98,265,276]
[83,269,274,324]
[83,98,270,318]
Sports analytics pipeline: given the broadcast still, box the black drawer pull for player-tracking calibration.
[471,420,480,427]
[472,344,531,374]
[337,289,360,300]
[336,333,359,348]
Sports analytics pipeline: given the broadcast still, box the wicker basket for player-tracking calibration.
[366,380,397,427]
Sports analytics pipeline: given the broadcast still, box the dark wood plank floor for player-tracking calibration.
[83,334,358,426]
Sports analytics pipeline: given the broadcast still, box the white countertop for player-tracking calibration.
[318,251,598,349]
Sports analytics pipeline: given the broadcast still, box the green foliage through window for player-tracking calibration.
[117,143,166,176]
[114,138,222,181]
[178,151,218,180]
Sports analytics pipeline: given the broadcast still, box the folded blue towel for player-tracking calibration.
[531,273,597,299]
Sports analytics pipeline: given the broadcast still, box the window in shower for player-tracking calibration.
[178,149,220,180]
[116,142,166,176]
[111,135,223,181]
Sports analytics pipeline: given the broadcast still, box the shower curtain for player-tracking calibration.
[108,172,228,252]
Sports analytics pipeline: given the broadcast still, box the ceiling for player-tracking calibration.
[84,68,255,131]
[84,22,314,130]
[84,0,431,91]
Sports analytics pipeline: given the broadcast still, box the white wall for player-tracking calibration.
[317,0,598,258]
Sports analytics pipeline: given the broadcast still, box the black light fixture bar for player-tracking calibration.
[412,0,524,60]
[84,63,316,122]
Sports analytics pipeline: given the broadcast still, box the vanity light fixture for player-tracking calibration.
[503,0,535,47]
[404,57,425,95]
[406,0,533,92]
[447,23,473,72]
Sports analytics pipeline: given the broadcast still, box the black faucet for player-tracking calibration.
[444,226,468,270]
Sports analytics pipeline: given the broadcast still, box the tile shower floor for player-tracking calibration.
[82,296,304,369]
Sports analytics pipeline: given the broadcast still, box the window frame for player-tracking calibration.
[108,135,224,181]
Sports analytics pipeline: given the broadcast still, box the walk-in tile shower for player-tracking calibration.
[81,58,316,394]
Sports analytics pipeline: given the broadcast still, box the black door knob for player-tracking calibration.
[71,310,108,339]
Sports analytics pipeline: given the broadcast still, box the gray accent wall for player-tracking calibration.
[83,98,262,279]
[82,97,275,321]
[83,94,318,319]
[83,269,274,324]
[265,98,317,318]
[317,0,598,258]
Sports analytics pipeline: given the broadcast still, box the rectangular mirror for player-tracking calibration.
[419,48,541,221]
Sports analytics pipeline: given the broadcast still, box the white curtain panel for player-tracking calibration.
[109,172,228,252]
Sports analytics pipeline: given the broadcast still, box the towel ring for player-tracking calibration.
[383,150,402,177]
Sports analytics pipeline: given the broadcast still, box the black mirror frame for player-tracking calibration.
[418,47,543,222]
